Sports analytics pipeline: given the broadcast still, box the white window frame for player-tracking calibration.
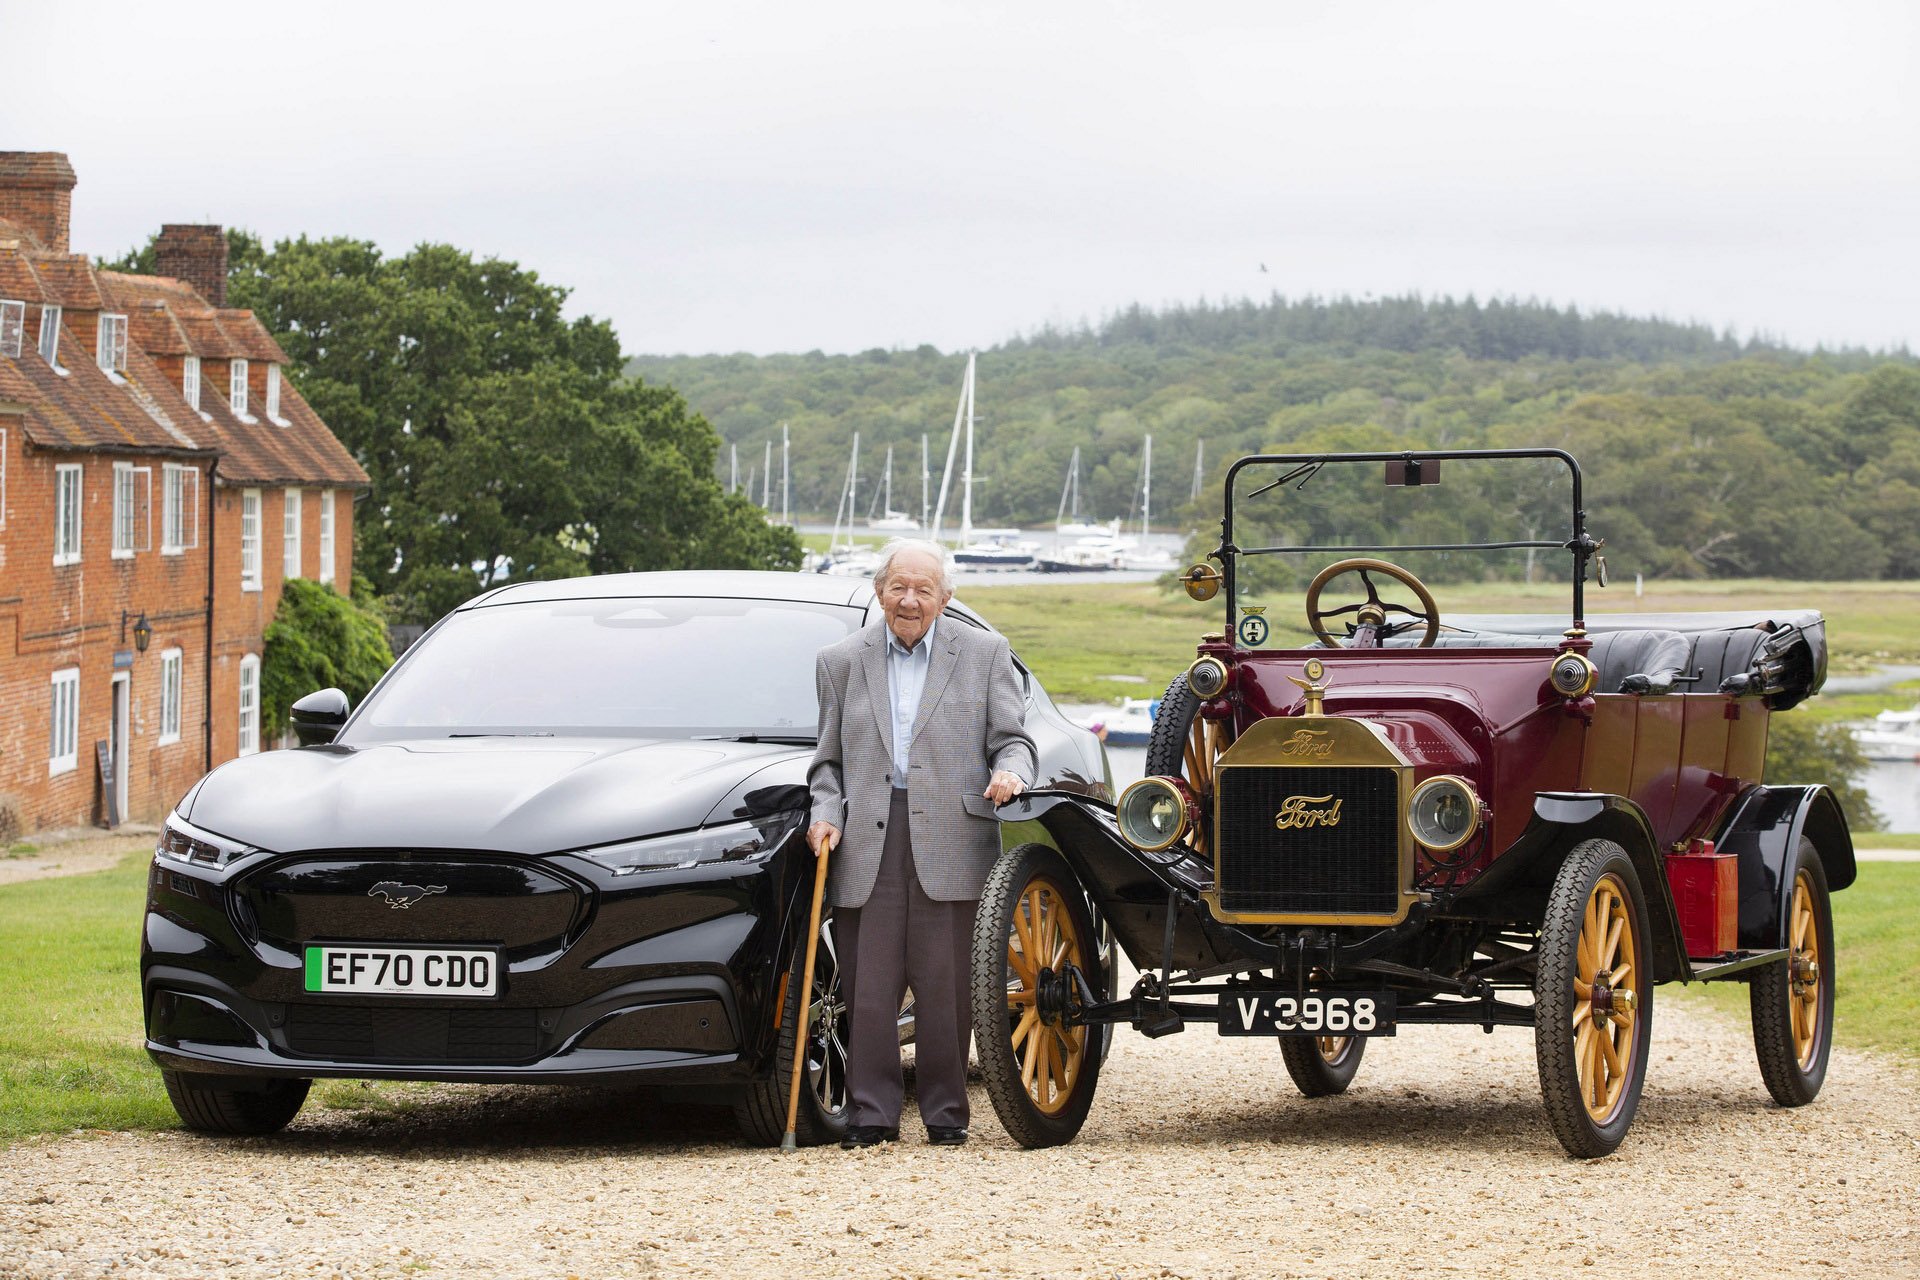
[317,488,336,585]
[0,299,23,357]
[266,364,283,423]
[158,648,183,746]
[96,313,128,377]
[182,355,200,410]
[240,488,262,590]
[54,462,82,565]
[237,654,260,757]
[38,304,61,368]
[230,358,249,417]
[162,463,200,553]
[283,487,302,579]
[112,462,151,558]
[49,668,79,776]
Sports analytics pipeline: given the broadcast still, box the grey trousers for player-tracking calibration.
[837,788,975,1130]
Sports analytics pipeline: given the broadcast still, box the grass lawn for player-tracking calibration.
[1676,862,1920,1062]
[0,853,428,1143]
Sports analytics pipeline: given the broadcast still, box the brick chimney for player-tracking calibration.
[155,224,229,307]
[0,152,77,254]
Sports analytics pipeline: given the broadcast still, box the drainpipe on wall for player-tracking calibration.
[203,456,220,775]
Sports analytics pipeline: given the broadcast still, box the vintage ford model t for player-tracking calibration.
[972,448,1852,1157]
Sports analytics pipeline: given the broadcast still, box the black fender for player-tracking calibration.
[1453,792,1692,983]
[994,791,1230,972]
[1711,784,1856,951]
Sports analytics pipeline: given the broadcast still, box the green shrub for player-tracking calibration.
[1765,712,1884,833]
[262,576,394,736]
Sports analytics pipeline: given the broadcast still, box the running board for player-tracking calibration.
[1688,948,1789,982]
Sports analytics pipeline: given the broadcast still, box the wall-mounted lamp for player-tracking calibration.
[121,610,152,653]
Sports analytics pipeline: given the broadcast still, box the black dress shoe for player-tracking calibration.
[925,1125,969,1146]
[840,1124,898,1149]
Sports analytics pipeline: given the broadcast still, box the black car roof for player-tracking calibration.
[465,570,877,611]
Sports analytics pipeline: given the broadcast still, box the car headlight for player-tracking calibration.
[1186,656,1231,700]
[156,817,258,868]
[579,812,805,876]
[1407,775,1483,852]
[1116,776,1198,852]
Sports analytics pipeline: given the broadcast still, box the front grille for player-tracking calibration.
[284,1004,540,1062]
[1216,766,1400,916]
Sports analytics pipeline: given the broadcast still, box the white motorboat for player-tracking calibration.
[1854,704,1920,761]
[1081,697,1159,747]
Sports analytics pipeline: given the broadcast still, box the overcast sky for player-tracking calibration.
[4,1,1915,356]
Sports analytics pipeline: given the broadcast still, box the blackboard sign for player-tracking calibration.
[96,739,120,829]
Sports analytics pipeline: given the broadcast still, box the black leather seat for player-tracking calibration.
[1585,629,1690,694]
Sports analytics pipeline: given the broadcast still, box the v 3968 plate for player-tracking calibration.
[1218,990,1397,1036]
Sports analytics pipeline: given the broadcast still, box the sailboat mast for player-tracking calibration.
[960,352,976,547]
[921,434,929,531]
[1191,439,1204,502]
[781,423,790,526]
[1055,445,1075,527]
[848,432,860,550]
[883,444,894,515]
[762,440,772,507]
[931,356,967,544]
[729,442,737,495]
[1142,433,1152,538]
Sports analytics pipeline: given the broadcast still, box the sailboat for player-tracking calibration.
[818,433,881,576]
[935,354,1036,569]
[1115,434,1178,573]
[867,443,919,531]
[1055,446,1121,540]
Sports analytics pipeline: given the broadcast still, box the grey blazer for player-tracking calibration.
[808,618,1037,908]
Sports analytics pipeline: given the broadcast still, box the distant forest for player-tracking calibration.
[628,295,1920,581]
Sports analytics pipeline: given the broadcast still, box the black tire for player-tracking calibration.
[971,842,1105,1148]
[733,913,850,1147]
[162,1071,309,1136]
[1534,838,1654,1159]
[1750,841,1835,1107]
[1143,672,1200,780]
[1280,1034,1367,1097]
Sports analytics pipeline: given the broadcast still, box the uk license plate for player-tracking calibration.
[1218,990,1397,1036]
[303,945,500,998]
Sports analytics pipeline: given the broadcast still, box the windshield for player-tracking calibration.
[345,596,864,741]
[1223,451,1585,649]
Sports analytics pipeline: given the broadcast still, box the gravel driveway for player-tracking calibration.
[4,994,1916,1280]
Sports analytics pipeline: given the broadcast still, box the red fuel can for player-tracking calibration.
[1665,839,1738,958]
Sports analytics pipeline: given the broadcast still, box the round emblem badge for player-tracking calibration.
[1304,657,1324,680]
[1237,614,1270,646]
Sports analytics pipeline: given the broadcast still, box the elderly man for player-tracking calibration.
[807,538,1036,1148]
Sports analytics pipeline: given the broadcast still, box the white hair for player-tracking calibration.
[872,538,956,594]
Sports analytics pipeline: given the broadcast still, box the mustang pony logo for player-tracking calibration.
[1277,728,1336,759]
[368,881,447,910]
[1274,795,1343,830]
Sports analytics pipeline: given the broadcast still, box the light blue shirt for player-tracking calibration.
[885,616,936,784]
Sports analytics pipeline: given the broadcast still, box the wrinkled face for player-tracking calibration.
[878,551,951,649]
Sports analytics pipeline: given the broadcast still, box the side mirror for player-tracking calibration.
[290,687,351,746]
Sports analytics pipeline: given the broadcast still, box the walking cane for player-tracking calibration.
[781,828,835,1152]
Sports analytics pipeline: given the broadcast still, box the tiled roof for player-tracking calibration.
[0,215,44,253]
[1,317,212,456]
[0,252,367,487]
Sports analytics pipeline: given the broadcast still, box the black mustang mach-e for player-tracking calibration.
[142,571,1108,1145]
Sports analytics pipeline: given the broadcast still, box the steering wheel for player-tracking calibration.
[1304,558,1440,649]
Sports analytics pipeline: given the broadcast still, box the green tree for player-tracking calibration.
[261,578,395,736]
[1764,713,1883,834]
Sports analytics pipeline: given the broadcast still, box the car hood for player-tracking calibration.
[181,736,813,855]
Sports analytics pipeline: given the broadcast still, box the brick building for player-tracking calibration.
[0,152,368,835]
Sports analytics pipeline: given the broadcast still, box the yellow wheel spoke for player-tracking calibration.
[1611,961,1632,987]
[1601,914,1625,972]
[1010,1006,1038,1048]
[1597,1025,1625,1078]
[1007,988,1036,1007]
[1573,977,1592,999]
[1573,1002,1591,1028]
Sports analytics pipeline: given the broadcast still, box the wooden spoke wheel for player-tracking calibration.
[1750,841,1834,1107]
[1143,672,1232,857]
[732,914,850,1147]
[1535,839,1653,1158]
[971,843,1105,1148]
[1280,1030,1367,1097]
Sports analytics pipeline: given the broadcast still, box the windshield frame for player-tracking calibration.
[1215,448,1595,643]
